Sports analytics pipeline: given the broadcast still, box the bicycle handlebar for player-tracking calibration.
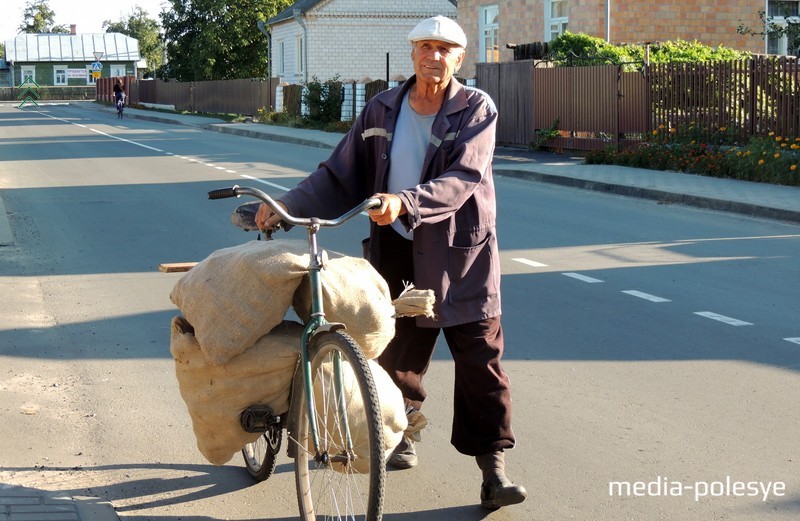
[208,185,382,228]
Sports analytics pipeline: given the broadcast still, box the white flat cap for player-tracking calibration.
[408,16,467,48]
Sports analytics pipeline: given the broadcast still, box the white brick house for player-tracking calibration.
[265,0,458,85]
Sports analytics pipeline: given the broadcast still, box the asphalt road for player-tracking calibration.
[1,104,799,521]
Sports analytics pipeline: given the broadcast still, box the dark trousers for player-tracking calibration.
[375,226,515,456]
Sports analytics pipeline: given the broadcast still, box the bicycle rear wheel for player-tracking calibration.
[241,425,282,482]
[292,330,385,520]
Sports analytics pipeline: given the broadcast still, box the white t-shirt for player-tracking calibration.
[388,92,436,239]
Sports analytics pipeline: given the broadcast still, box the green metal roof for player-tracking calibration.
[4,33,140,63]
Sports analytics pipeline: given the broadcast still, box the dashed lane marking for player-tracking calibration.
[512,258,548,267]
[562,272,604,283]
[784,338,800,345]
[622,290,671,303]
[694,312,753,326]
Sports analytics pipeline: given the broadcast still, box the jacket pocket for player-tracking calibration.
[447,234,494,303]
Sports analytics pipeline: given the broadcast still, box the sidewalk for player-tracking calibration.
[81,101,800,225]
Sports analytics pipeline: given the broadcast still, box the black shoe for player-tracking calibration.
[480,477,528,509]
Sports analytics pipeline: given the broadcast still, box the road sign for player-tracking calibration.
[93,51,104,61]
[91,62,102,72]
[18,78,40,108]
[92,71,101,79]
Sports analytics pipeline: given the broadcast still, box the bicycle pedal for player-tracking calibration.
[240,405,280,433]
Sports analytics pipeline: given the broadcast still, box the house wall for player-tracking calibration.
[10,62,136,86]
[458,0,767,78]
[270,0,457,85]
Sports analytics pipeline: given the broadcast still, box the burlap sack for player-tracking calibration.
[170,316,301,465]
[169,239,309,366]
[293,256,396,360]
[311,359,407,474]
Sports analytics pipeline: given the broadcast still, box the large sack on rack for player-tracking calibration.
[170,315,301,466]
[170,239,308,366]
[311,359,407,474]
[293,256,396,360]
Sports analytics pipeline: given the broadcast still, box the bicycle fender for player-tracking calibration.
[310,323,346,337]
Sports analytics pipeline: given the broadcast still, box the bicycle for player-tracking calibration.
[208,184,386,521]
[115,93,126,119]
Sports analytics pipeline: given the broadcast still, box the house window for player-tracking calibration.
[54,66,68,86]
[546,0,569,41]
[21,66,36,85]
[279,40,286,75]
[296,35,304,75]
[110,64,126,78]
[767,0,800,55]
[85,66,96,85]
[479,4,500,63]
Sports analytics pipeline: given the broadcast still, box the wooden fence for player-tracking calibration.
[478,55,800,149]
[98,76,280,115]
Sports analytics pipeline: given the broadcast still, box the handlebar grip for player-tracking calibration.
[208,186,239,200]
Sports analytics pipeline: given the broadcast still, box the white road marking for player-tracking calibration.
[622,290,671,303]
[238,174,291,192]
[562,272,603,283]
[512,258,548,267]
[784,338,800,345]
[694,312,753,326]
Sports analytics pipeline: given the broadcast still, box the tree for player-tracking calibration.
[104,7,164,77]
[159,0,293,81]
[18,0,69,33]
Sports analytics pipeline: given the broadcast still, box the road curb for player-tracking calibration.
[0,486,120,521]
[208,123,336,149]
[495,167,800,225]
[0,191,14,246]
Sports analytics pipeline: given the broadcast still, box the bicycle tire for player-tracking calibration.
[241,425,282,482]
[292,330,385,520]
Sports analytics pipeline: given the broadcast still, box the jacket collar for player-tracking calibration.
[379,75,468,118]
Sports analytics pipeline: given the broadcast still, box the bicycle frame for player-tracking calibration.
[209,185,379,458]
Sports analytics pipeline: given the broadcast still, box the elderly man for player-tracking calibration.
[256,16,526,509]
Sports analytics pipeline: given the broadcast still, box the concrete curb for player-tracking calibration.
[0,486,120,521]
[0,191,14,246]
[494,167,800,225]
[208,123,336,149]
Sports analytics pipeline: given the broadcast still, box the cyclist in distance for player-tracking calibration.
[256,15,527,510]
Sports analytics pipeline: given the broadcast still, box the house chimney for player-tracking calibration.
[70,24,77,35]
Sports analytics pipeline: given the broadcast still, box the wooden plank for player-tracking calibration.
[158,262,198,273]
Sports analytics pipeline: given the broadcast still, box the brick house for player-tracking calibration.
[264,0,458,84]
[457,0,796,78]
[3,29,141,87]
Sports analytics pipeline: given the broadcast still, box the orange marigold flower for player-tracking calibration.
[776,136,783,142]
[792,164,797,171]
[774,153,780,159]
[758,159,765,165]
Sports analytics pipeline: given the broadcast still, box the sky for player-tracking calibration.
[1,0,169,40]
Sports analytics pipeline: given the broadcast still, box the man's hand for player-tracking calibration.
[255,201,288,231]
[367,193,407,226]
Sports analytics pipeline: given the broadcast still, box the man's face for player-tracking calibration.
[411,39,465,88]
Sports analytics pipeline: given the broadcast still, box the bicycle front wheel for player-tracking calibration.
[293,330,385,520]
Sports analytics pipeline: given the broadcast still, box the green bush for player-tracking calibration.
[303,75,343,129]
[549,32,749,69]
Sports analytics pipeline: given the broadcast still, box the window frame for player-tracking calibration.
[478,4,500,63]
[766,0,800,55]
[545,0,569,42]
[53,65,68,86]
